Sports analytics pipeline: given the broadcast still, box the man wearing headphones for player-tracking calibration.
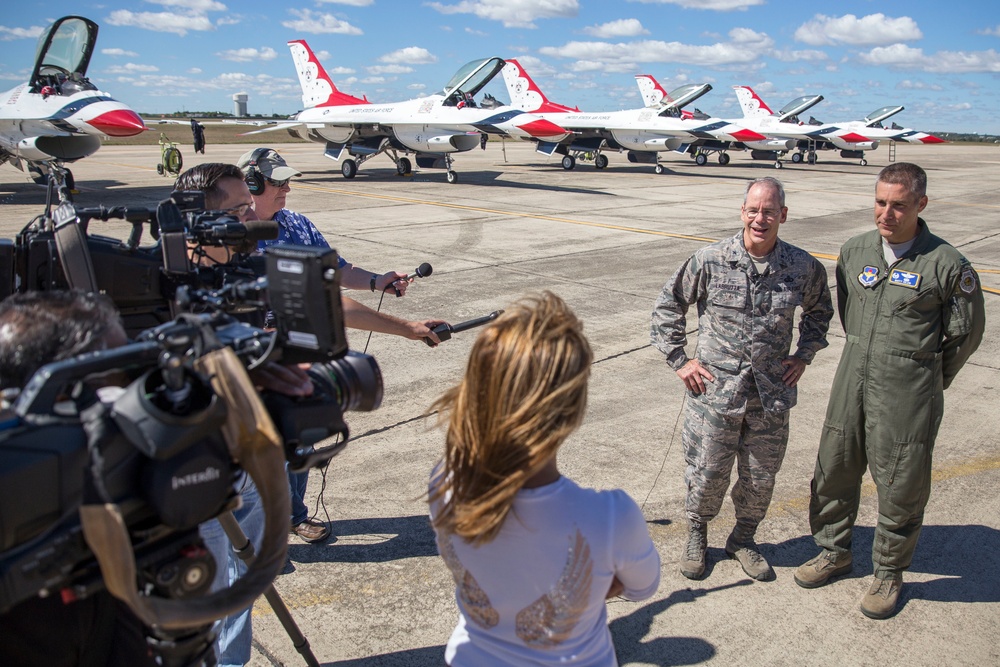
[238,147,411,296]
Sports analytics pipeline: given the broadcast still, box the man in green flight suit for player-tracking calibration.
[795,162,986,619]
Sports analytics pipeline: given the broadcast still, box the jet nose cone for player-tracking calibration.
[86,109,146,137]
[920,134,946,144]
[517,118,568,138]
[731,128,767,142]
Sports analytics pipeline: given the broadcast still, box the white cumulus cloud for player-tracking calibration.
[217,47,279,62]
[976,25,1000,37]
[426,0,579,29]
[367,64,414,74]
[378,47,437,64]
[105,63,161,74]
[102,48,139,57]
[582,19,648,38]
[859,44,1000,73]
[106,11,215,36]
[795,13,922,46]
[628,0,764,10]
[281,9,363,35]
[317,0,373,5]
[0,24,45,41]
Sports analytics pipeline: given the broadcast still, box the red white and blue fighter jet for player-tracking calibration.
[242,40,568,184]
[0,16,146,188]
[501,59,767,174]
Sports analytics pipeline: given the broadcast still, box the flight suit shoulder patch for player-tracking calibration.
[959,267,977,295]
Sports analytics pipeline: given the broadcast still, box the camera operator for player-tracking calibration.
[173,162,447,667]
[237,147,413,296]
[0,291,157,667]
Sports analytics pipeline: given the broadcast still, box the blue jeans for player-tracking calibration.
[199,475,264,667]
[289,468,310,526]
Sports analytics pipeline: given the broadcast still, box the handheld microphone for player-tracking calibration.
[394,262,432,296]
[424,310,504,347]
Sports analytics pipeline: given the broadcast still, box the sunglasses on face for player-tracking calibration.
[265,177,290,188]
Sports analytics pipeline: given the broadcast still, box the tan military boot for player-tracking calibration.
[860,574,903,619]
[680,524,708,580]
[794,550,853,588]
[725,533,773,581]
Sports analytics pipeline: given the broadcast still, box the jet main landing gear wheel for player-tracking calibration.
[791,152,803,164]
[341,159,358,179]
[446,170,458,184]
[718,153,731,165]
[594,154,609,169]
[694,153,708,166]
[654,164,665,175]
[397,157,411,175]
[561,155,576,171]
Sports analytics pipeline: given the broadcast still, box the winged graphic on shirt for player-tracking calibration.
[515,529,593,647]
[240,40,568,184]
[437,532,499,629]
[0,16,146,190]
[500,59,767,175]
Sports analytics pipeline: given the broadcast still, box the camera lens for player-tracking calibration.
[307,351,383,412]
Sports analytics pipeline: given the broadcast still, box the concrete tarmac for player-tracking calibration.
[2,141,998,666]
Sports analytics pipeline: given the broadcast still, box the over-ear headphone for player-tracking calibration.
[244,147,271,195]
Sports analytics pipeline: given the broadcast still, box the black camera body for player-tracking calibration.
[0,191,382,619]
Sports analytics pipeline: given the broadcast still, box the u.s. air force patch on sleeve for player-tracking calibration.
[960,267,977,294]
[889,269,922,289]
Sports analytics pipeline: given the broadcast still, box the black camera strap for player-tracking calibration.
[53,203,99,292]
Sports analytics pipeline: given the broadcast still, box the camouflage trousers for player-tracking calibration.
[682,391,790,531]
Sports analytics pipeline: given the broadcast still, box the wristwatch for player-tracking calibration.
[370,274,378,292]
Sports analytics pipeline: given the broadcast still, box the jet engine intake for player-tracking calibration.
[391,128,480,153]
[16,135,102,162]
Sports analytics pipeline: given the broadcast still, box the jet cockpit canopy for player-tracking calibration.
[659,83,712,117]
[864,105,905,128]
[29,16,98,94]
[777,94,823,123]
[441,57,506,107]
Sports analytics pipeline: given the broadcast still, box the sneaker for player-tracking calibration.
[860,574,903,619]
[680,524,708,580]
[794,550,853,588]
[725,534,773,581]
[290,518,330,544]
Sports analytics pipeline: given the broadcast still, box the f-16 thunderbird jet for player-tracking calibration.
[500,59,766,174]
[731,86,944,167]
[242,40,568,184]
[0,16,146,189]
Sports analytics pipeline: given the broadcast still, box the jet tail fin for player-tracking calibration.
[635,74,670,108]
[733,85,774,119]
[501,59,578,113]
[288,40,369,109]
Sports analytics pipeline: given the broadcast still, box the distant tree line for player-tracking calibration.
[934,132,1000,144]
[139,111,292,120]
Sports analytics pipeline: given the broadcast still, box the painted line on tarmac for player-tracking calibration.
[293,182,842,261]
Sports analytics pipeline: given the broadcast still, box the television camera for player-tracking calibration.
[0,189,383,664]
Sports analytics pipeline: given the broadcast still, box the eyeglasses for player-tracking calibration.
[265,177,290,188]
[743,208,782,220]
[225,203,252,217]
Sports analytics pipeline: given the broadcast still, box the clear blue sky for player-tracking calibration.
[2,1,998,133]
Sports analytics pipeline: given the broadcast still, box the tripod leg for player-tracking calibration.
[216,511,321,667]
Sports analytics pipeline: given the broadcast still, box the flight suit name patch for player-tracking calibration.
[858,266,879,287]
[889,269,922,289]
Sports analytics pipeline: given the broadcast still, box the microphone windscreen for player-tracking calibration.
[417,262,433,278]
[242,219,280,242]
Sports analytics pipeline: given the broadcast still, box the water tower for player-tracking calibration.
[233,92,248,117]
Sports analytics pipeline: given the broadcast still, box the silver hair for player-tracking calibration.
[744,177,786,208]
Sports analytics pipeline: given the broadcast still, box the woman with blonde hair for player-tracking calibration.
[429,292,660,666]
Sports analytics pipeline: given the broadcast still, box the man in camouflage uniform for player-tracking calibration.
[651,177,833,581]
[795,163,985,619]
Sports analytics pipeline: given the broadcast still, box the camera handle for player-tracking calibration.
[216,510,321,667]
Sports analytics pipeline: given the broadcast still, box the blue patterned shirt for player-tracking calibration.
[257,208,346,267]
